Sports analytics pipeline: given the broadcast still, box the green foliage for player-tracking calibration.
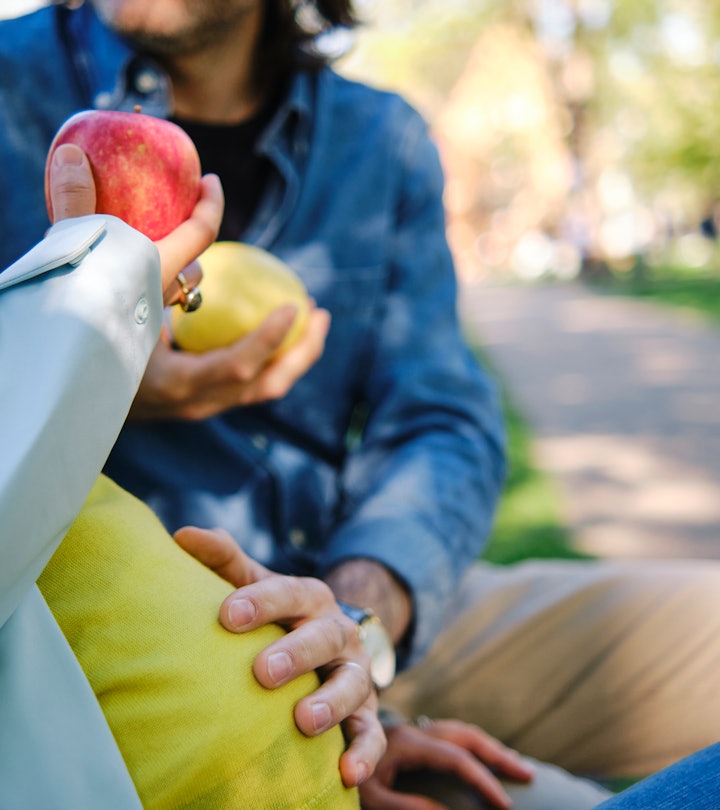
[349,0,720,231]
[472,352,591,564]
[590,262,720,323]
[344,1,507,110]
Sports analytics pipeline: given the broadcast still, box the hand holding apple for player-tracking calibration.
[45,108,202,241]
[46,140,223,309]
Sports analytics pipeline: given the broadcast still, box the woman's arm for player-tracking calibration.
[0,145,222,627]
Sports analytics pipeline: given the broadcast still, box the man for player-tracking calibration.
[2,2,719,808]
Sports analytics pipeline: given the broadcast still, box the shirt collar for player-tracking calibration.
[64,2,314,146]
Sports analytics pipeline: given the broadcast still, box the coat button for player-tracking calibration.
[134,297,149,324]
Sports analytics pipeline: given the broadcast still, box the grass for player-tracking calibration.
[475,254,719,564]
[482,397,590,564]
[588,255,720,324]
[472,352,592,564]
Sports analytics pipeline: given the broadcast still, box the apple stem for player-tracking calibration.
[134,105,142,114]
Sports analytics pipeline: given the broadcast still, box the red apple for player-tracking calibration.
[45,108,202,240]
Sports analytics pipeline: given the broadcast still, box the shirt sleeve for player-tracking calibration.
[0,215,163,628]
[321,110,507,668]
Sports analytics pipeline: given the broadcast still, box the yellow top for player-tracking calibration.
[38,474,358,810]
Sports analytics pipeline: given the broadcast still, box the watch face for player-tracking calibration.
[359,616,396,690]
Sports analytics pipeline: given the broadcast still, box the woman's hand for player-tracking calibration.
[174,525,386,789]
[47,142,223,306]
[47,144,323,423]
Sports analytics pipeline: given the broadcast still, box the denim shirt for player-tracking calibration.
[0,4,506,668]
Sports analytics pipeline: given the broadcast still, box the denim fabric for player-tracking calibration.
[596,744,720,809]
[0,5,506,667]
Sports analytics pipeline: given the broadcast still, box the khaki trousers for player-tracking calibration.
[383,559,720,808]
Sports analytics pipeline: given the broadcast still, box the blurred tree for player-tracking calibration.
[341,0,720,278]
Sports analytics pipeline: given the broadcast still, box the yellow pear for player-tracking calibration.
[171,241,310,355]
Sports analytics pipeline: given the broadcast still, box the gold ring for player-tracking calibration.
[176,270,202,313]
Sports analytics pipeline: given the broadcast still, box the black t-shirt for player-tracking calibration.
[172,105,275,240]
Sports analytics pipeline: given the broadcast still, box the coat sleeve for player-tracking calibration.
[0,214,163,628]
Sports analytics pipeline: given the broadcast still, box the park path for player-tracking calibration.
[459,281,720,560]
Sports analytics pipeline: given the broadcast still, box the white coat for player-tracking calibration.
[0,215,162,808]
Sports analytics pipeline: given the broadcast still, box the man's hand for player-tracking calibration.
[360,719,535,810]
[174,525,386,788]
[130,303,330,420]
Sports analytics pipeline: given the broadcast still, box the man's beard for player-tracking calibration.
[90,0,257,57]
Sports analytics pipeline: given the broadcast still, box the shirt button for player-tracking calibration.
[134,297,149,324]
[94,91,113,109]
[251,433,268,451]
[135,70,160,94]
[289,528,307,549]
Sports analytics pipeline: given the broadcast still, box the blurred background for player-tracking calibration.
[6,0,720,562]
[342,0,720,286]
[337,0,720,564]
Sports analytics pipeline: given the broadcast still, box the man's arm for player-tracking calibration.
[325,559,412,645]
[320,107,506,668]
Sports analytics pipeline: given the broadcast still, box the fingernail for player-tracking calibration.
[354,762,370,785]
[267,651,293,683]
[311,702,332,732]
[227,598,256,629]
[53,144,84,166]
[511,752,536,776]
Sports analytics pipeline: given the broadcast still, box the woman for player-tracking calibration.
[0,144,380,808]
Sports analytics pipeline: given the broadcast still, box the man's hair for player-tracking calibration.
[256,0,359,94]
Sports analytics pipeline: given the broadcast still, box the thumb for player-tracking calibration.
[47,144,97,222]
[173,525,271,587]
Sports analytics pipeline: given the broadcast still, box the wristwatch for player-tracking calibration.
[338,602,397,690]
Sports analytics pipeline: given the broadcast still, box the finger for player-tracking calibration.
[338,702,387,788]
[221,574,336,632]
[402,735,512,810]
[221,573,335,632]
[254,308,330,400]
[250,611,359,688]
[173,526,270,587]
[175,306,302,406]
[155,173,223,293]
[165,258,203,308]
[225,304,302,377]
[359,778,447,810]
[463,734,534,783]
[293,660,373,736]
[47,144,97,222]
[430,721,534,782]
